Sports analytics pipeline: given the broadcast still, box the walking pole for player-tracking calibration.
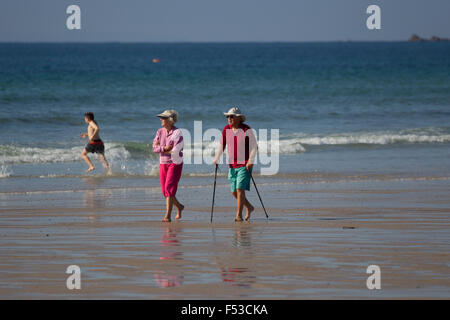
[250,174,269,219]
[210,164,218,223]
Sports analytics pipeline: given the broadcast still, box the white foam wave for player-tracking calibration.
[0,143,130,164]
[177,129,449,156]
[1,128,448,165]
[144,160,160,177]
[283,128,450,147]
[0,164,12,178]
[297,134,450,145]
[264,140,306,154]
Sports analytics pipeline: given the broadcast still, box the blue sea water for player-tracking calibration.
[0,42,449,189]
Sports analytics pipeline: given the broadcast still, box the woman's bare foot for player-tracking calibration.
[162,216,171,222]
[175,204,184,220]
[86,167,95,173]
[245,204,254,221]
[234,216,243,222]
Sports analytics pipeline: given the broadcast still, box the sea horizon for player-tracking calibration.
[0,39,444,44]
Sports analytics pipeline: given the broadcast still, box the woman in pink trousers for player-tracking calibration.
[153,109,184,222]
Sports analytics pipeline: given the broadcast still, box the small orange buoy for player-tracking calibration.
[153,58,161,63]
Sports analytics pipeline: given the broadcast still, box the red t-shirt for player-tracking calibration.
[221,123,252,168]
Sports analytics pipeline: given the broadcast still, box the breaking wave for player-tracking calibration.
[0,143,130,164]
[1,127,448,164]
[280,127,450,150]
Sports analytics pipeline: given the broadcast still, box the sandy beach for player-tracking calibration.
[1,175,449,299]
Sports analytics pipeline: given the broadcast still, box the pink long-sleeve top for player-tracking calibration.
[153,126,184,165]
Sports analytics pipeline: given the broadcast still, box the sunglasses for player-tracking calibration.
[226,115,235,119]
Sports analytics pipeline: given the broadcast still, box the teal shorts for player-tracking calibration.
[228,166,252,193]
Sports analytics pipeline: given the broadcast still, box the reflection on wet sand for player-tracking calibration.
[220,267,255,288]
[82,177,111,222]
[154,226,184,288]
[232,229,252,248]
[217,226,256,290]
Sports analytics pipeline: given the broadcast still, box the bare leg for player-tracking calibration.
[163,196,174,222]
[232,190,254,221]
[235,189,245,221]
[98,153,110,173]
[81,150,95,172]
[173,196,184,220]
[244,195,254,221]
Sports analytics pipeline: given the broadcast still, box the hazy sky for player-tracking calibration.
[1,0,449,42]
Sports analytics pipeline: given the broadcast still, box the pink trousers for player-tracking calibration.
[159,163,183,198]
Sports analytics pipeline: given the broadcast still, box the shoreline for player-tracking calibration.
[1,169,449,193]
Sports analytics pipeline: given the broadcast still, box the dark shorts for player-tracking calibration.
[85,140,105,154]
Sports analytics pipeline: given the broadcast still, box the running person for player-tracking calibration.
[81,112,110,173]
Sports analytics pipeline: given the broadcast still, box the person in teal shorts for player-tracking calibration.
[213,107,258,222]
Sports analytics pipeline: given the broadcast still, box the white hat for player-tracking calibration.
[157,109,178,123]
[223,107,246,122]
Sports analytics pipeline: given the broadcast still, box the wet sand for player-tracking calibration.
[0,177,449,299]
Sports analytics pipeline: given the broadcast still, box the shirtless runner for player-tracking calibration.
[81,112,110,173]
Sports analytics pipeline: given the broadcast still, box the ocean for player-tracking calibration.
[0,42,449,193]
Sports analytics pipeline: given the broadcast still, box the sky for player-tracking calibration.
[0,0,449,42]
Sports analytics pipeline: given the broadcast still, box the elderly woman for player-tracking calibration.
[153,109,184,222]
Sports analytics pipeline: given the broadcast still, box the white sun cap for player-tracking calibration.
[223,107,246,122]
